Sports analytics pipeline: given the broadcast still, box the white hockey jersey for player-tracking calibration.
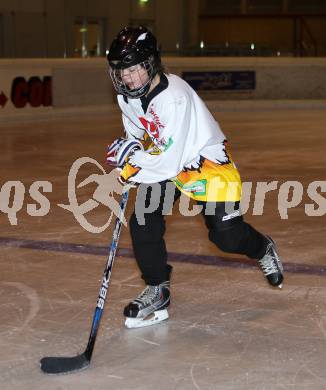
[118,73,241,202]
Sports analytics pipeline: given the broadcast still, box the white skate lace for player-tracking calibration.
[258,242,281,276]
[135,286,160,306]
[258,254,278,276]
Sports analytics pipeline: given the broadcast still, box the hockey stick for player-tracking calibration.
[40,187,130,374]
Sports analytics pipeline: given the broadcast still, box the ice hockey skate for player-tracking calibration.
[124,281,170,328]
[258,236,284,288]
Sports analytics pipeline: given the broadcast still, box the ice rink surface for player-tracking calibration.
[0,107,325,389]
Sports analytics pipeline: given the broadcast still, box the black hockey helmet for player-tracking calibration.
[107,26,161,98]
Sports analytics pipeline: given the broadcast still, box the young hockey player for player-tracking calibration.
[106,26,284,328]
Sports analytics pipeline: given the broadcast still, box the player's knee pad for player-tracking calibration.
[129,212,166,244]
[208,221,248,254]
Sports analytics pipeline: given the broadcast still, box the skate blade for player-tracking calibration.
[125,309,169,329]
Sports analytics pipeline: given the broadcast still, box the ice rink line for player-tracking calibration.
[0,236,325,277]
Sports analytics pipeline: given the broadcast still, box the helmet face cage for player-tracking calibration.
[107,26,161,98]
[109,57,155,99]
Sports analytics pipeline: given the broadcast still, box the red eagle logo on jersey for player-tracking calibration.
[139,117,160,139]
[139,105,165,141]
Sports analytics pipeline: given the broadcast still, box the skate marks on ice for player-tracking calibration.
[0,281,40,336]
[109,270,141,290]
[163,275,326,390]
[0,281,325,387]
[0,282,41,386]
[0,262,325,388]
[185,343,326,390]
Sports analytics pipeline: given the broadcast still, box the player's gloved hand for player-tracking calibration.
[106,137,144,168]
[117,159,141,188]
[116,169,138,189]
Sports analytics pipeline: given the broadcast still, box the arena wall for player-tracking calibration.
[0,57,326,119]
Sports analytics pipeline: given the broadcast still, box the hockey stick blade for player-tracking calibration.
[40,353,90,374]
